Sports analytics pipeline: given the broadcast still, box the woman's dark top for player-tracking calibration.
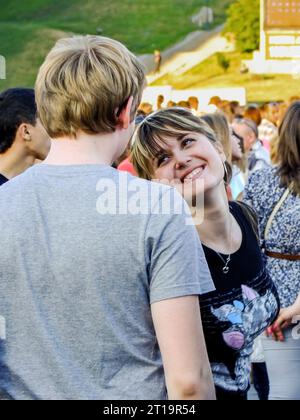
[200,202,279,394]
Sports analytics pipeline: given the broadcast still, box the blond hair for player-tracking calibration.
[35,35,146,138]
[131,107,231,182]
[201,112,232,163]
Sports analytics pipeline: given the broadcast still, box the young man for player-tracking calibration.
[0,88,50,185]
[258,103,279,151]
[0,36,215,400]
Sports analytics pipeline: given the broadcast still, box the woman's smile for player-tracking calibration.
[180,164,207,184]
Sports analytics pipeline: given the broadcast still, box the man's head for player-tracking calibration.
[188,96,199,112]
[35,35,146,156]
[0,88,50,160]
[138,102,153,116]
[230,101,243,118]
[157,95,164,109]
[266,102,280,126]
[244,106,262,127]
[232,118,258,152]
[209,96,221,107]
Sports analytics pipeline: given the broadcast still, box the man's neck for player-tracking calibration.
[0,151,36,179]
[43,132,123,166]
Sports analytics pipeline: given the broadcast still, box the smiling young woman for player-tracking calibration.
[131,107,280,400]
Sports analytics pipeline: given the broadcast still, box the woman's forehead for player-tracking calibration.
[153,135,185,155]
[154,131,206,151]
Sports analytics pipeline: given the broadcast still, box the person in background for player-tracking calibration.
[209,96,222,108]
[244,106,262,128]
[154,50,162,74]
[230,128,246,201]
[156,94,165,110]
[273,293,300,335]
[116,115,145,176]
[259,103,279,152]
[219,100,235,123]
[242,112,272,399]
[233,118,270,175]
[230,101,244,119]
[278,102,288,125]
[0,88,50,186]
[132,107,280,401]
[288,96,300,106]
[167,100,177,108]
[188,96,200,116]
[201,113,232,163]
[137,102,153,116]
[177,100,191,110]
[202,112,234,199]
[244,101,300,400]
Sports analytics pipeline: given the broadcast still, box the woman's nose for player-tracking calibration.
[174,156,192,170]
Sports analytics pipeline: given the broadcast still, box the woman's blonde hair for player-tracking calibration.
[35,35,146,138]
[201,112,232,163]
[131,107,231,182]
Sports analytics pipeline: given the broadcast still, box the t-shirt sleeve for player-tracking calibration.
[146,188,215,305]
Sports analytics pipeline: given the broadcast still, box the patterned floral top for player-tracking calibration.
[244,167,300,308]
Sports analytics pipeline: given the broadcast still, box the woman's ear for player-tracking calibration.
[117,97,134,129]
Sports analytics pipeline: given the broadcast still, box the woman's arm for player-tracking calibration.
[268,294,300,341]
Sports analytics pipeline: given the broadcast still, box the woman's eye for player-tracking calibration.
[182,138,195,147]
[157,155,170,166]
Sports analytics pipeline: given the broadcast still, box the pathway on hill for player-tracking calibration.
[140,25,234,84]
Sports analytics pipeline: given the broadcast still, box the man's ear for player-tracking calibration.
[18,123,32,142]
[117,97,134,129]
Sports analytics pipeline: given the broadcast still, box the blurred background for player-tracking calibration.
[1,0,300,105]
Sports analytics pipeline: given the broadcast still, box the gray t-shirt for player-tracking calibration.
[0,164,214,400]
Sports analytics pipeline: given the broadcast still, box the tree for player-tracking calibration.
[224,0,260,53]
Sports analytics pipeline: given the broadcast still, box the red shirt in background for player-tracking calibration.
[117,158,137,176]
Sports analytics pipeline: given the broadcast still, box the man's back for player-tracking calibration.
[0,164,213,400]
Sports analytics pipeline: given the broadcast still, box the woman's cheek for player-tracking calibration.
[155,167,172,182]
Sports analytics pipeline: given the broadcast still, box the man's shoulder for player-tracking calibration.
[0,168,35,206]
[0,172,27,192]
[116,171,179,200]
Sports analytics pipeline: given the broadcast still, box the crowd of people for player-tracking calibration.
[0,34,299,401]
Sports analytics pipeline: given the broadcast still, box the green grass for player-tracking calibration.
[0,0,232,90]
[152,51,300,103]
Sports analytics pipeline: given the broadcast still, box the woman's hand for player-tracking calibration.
[266,298,300,342]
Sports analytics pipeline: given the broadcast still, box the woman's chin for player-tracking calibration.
[180,182,205,207]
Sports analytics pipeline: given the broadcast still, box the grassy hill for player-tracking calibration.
[152,51,300,103]
[0,0,233,90]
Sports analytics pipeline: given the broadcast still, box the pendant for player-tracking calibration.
[223,266,230,274]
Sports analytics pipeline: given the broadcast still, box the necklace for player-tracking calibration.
[216,253,231,274]
[201,213,235,275]
[216,214,234,275]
